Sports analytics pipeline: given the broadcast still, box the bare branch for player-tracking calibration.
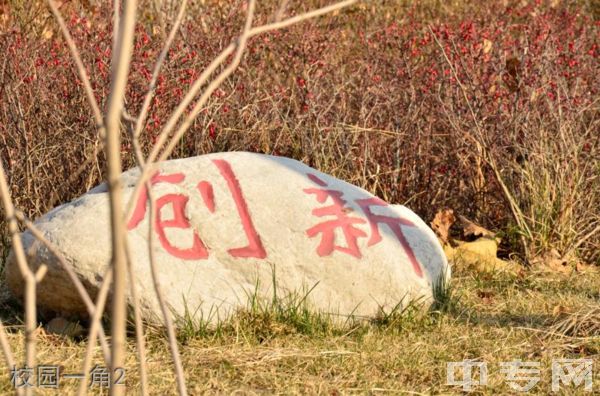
[77,268,113,396]
[0,320,17,385]
[124,0,357,221]
[15,210,112,364]
[121,115,150,396]
[124,244,149,395]
[46,0,104,134]
[133,0,188,140]
[0,160,37,396]
[0,319,21,396]
[114,0,121,41]
[105,0,138,394]
[250,0,356,37]
[146,182,188,395]
[159,0,257,162]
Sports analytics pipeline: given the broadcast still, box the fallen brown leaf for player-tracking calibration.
[482,39,493,54]
[457,215,496,240]
[552,304,569,317]
[477,290,495,305]
[431,208,455,245]
[532,249,572,274]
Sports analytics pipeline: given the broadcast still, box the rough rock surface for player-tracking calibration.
[6,152,449,324]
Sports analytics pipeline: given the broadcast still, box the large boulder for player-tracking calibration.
[6,152,449,325]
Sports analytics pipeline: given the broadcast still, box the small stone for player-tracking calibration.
[45,317,85,338]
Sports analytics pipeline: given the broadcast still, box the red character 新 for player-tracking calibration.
[356,197,423,278]
[304,173,367,258]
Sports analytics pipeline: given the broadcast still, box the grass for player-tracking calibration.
[0,263,598,394]
[0,0,598,394]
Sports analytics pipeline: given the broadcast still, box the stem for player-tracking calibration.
[105,0,137,394]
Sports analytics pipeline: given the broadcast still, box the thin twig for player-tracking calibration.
[0,163,37,396]
[105,0,138,394]
[124,0,358,221]
[146,183,188,395]
[47,139,104,210]
[0,320,22,396]
[15,210,112,364]
[124,101,151,396]
[133,0,188,140]
[46,0,104,135]
[76,268,113,396]
[123,243,149,395]
[0,320,17,389]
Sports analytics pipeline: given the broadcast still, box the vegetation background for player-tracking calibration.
[2,0,598,266]
[0,0,598,394]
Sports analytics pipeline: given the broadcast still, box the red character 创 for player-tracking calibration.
[304,173,423,278]
[212,159,266,259]
[127,159,266,260]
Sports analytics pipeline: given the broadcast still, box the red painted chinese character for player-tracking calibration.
[127,171,208,260]
[304,174,367,258]
[127,160,267,260]
[197,180,215,213]
[127,172,185,229]
[356,197,423,278]
[212,159,266,259]
[154,193,209,259]
[127,161,267,260]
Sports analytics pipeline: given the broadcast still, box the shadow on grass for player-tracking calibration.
[437,267,600,332]
[0,273,25,329]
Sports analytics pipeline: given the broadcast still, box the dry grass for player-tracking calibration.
[1,0,598,265]
[0,0,599,394]
[549,305,600,339]
[0,264,598,394]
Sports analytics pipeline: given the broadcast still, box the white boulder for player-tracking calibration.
[6,152,449,325]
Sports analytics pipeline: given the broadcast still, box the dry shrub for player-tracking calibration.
[0,0,598,264]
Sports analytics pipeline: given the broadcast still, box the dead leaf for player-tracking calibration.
[477,289,495,305]
[445,238,520,274]
[482,39,493,54]
[533,249,572,274]
[575,261,598,273]
[504,57,521,93]
[552,305,569,317]
[431,208,455,245]
[536,250,597,274]
[457,215,496,240]
[41,26,54,40]
[506,57,521,78]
